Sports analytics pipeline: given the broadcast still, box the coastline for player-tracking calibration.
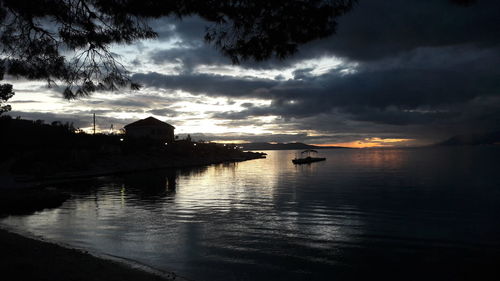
[0,153,265,281]
[10,150,266,185]
[0,226,184,281]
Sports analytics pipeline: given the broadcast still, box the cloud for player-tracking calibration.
[148,108,177,117]
[137,59,499,115]
[106,99,151,108]
[293,0,500,62]
[132,72,277,98]
[143,1,500,71]
[149,46,230,72]
[9,0,500,145]
[150,16,207,43]
[9,100,39,104]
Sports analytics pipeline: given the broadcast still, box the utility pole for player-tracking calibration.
[93,113,96,135]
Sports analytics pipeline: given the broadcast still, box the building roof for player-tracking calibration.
[124,117,175,129]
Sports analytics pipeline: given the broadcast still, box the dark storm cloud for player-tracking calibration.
[87,100,105,104]
[90,94,184,112]
[325,0,500,61]
[150,16,207,43]
[9,100,39,103]
[146,0,500,71]
[130,0,500,143]
[185,132,316,144]
[137,39,500,135]
[106,99,150,108]
[132,72,277,98]
[148,108,177,117]
[149,46,229,72]
[210,117,270,128]
[147,15,298,70]
[234,0,500,65]
[343,107,458,126]
[292,68,315,80]
[156,44,498,117]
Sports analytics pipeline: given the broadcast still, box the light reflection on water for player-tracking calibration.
[2,147,500,281]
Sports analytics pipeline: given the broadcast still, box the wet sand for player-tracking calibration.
[0,228,177,281]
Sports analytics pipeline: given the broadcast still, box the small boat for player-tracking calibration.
[292,149,326,164]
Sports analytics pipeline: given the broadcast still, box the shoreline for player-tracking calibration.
[10,151,266,187]
[0,154,265,281]
[0,226,185,281]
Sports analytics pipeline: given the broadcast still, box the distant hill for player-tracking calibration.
[436,131,500,146]
[240,142,350,150]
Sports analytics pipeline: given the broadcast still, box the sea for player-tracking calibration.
[2,147,500,281]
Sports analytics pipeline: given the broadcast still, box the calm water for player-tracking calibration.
[2,147,500,280]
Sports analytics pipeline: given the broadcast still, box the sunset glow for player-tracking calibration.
[2,2,500,280]
[211,140,250,144]
[5,2,500,147]
[314,138,416,148]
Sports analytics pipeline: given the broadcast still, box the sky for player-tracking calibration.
[5,0,500,147]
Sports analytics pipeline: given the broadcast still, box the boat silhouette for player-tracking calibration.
[292,149,326,164]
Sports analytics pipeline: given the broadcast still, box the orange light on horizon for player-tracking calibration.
[313,138,415,148]
[212,140,251,144]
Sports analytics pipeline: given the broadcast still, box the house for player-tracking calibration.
[124,116,175,143]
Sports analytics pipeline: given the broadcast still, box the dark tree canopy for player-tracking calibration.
[0,83,14,115]
[0,0,355,99]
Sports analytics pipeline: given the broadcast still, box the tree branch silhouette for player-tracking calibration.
[0,83,14,115]
[0,0,356,99]
[0,0,475,100]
